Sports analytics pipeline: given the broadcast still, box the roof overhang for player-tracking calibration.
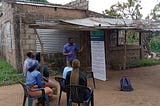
[29,24,96,31]
[29,17,160,32]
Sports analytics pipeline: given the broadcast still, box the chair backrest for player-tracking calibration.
[55,77,66,89]
[80,67,92,78]
[19,81,30,96]
[65,85,92,103]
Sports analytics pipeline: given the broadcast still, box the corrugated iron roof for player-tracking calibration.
[62,17,134,27]
[61,17,160,31]
[30,18,160,31]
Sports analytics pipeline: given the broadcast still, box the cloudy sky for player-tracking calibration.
[47,0,159,19]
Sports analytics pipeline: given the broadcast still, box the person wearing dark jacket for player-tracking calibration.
[35,52,58,95]
[65,59,89,100]
[36,52,49,78]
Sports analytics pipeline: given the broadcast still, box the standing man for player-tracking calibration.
[63,37,83,66]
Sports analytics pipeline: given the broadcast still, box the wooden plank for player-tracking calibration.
[29,24,96,31]
[34,29,45,76]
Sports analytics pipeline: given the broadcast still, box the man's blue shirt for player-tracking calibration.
[63,43,78,61]
[26,70,42,88]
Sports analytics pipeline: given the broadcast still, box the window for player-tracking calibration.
[109,30,118,47]
[5,22,12,52]
[118,30,140,46]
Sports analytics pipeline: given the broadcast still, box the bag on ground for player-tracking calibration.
[120,76,133,91]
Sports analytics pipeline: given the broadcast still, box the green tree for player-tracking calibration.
[146,3,160,20]
[103,0,143,20]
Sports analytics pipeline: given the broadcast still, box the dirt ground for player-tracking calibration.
[0,65,160,106]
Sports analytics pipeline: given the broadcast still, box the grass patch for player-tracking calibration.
[128,58,160,67]
[0,57,61,86]
[0,58,25,86]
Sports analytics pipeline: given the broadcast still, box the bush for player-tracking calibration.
[0,58,25,86]
[128,58,160,68]
[150,39,160,53]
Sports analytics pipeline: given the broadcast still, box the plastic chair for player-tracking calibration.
[19,81,50,106]
[65,85,94,106]
[81,67,96,89]
[54,77,66,105]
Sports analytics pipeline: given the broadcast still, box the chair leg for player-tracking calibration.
[67,98,72,106]
[28,98,33,106]
[91,93,94,106]
[83,101,88,106]
[23,95,27,106]
[78,103,81,106]
[45,95,50,106]
[58,89,62,105]
[92,73,96,89]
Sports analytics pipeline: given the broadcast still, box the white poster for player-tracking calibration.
[90,31,107,81]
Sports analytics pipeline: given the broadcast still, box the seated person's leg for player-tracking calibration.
[45,79,58,95]
[44,87,53,101]
[28,90,42,97]
[84,89,91,100]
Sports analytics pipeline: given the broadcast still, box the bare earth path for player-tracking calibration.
[0,65,160,106]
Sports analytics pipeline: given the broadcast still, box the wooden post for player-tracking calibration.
[139,32,142,59]
[123,30,127,70]
[34,29,44,76]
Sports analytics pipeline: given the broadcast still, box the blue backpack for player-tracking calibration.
[120,76,133,91]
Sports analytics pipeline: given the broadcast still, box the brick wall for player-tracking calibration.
[65,0,88,10]
[0,1,110,70]
[0,2,17,69]
[14,2,88,70]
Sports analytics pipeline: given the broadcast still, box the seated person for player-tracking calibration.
[36,52,49,78]
[65,59,90,100]
[23,51,35,77]
[26,60,53,99]
[36,52,58,95]
[62,60,73,79]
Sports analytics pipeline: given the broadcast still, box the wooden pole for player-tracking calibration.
[34,29,44,76]
[123,30,127,70]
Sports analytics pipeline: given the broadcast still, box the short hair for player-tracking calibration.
[68,37,73,41]
[72,59,80,68]
[26,51,33,58]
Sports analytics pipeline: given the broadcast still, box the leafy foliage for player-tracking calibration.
[128,58,160,67]
[150,38,160,53]
[103,0,143,19]
[0,58,25,86]
[146,2,160,20]
[118,30,139,45]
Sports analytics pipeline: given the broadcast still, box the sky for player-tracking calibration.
[47,0,159,19]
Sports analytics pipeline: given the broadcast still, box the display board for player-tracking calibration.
[90,31,107,81]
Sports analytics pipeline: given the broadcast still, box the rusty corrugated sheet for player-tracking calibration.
[32,18,160,32]
[61,17,160,31]
[61,17,135,27]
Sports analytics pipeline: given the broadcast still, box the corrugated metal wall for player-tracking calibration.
[36,29,80,53]
[36,20,80,53]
